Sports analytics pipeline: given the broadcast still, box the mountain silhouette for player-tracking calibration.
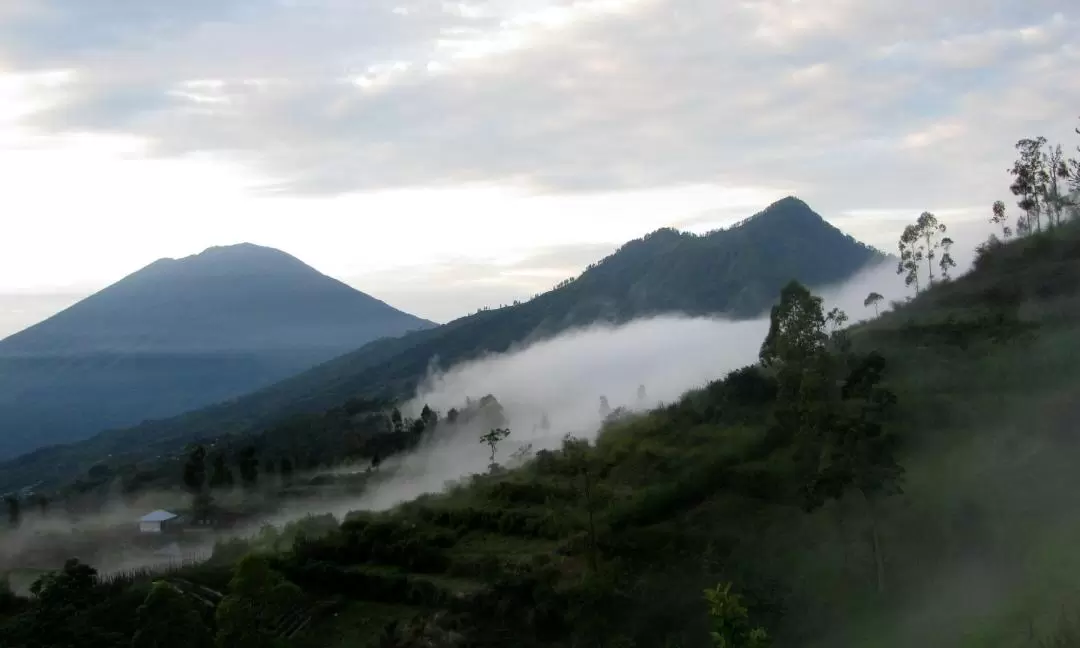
[0,197,886,481]
[0,243,434,458]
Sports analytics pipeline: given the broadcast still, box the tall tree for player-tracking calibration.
[939,237,957,280]
[915,211,947,287]
[479,427,511,469]
[237,447,259,490]
[636,384,647,405]
[183,445,208,494]
[759,280,827,369]
[1044,143,1069,228]
[990,200,1012,240]
[209,453,234,489]
[420,404,438,428]
[390,408,405,435]
[863,292,884,317]
[804,351,903,594]
[563,433,601,574]
[1010,136,1049,234]
[598,395,612,420]
[896,224,923,295]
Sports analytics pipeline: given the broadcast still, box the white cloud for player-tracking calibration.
[0,0,1076,333]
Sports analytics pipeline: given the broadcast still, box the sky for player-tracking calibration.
[0,0,1078,336]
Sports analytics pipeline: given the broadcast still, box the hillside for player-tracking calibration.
[4,217,1079,648]
[0,197,884,490]
[0,243,434,459]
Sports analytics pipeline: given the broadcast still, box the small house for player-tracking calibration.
[138,510,180,534]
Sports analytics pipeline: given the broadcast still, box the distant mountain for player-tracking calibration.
[0,197,885,490]
[0,243,434,459]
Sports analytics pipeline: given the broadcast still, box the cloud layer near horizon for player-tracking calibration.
[2,0,1077,206]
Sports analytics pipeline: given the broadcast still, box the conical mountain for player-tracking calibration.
[0,197,887,482]
[0,244,434,458]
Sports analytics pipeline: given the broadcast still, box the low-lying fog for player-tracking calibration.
[3,258,913,578]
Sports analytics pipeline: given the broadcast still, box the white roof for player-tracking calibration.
[140,510,179,523]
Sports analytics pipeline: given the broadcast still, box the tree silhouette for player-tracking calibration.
[990,200,1012,240]
[915,211,947,287]
[896,224,922,295]
[237,446,259,490]
[563,433,600,573]
[209,452,234,489]
[939,237,957,280]
[479,428,511,469]
[1010,136,1050,234]
[183,445,207,494]
[863,292,884,317]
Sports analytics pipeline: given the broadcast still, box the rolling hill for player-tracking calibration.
[0,196,885,491]
[0,243,434,459]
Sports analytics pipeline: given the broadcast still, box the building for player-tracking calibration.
[138,510,180,534]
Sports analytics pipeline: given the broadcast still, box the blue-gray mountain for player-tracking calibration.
[0,196,886,491]
[0,243,434,459]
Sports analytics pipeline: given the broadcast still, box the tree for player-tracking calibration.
[759,280,827,369]
[939,236,957,280]
[990,200,1012,240]
[479,427,511,469]
[896,224,923,295]
[183,445,208,494]
[804,351,903,594]
[209,453,234,489]
[36,495,49,517]
[703,582,769,648]
[391,408,405,434]
[446,408,460,425]
[1044,143,1069,228]
[863,292,884,317]
[563,433,601,574]
[420,404,438,428]
[1010,136,1050,234]
[598,395,612,420]
[636,384,647,405]
[539,412,551,431]
[5,496,20,528]
[215,555,301,648]
[238,447,259,490]
[915,211,947,287]
[132,581,213,648]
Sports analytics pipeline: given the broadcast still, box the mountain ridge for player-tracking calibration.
[0,196,886,488]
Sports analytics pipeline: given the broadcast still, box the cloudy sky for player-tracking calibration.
[0,0,1077,335]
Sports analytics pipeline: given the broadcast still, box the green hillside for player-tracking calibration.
[4,215,1080,648]
[0,196,882,493]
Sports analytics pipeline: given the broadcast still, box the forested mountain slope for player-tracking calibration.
[0,197,883,489]
[4,214,1079,648]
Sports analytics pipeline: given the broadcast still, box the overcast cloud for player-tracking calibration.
[0,0,1077,332]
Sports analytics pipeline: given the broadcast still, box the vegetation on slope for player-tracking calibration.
[3,125,1079,647]
[0,196,882,493]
